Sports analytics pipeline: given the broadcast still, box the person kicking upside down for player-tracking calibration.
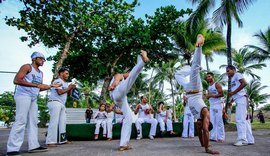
[174,34,220,155]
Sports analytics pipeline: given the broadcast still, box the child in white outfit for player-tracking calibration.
[93,103,107,140]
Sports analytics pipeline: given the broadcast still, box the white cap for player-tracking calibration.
[31,51,45,59]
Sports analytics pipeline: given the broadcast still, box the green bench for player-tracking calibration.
[67,122,198,141]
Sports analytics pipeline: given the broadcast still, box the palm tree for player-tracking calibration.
[219,47,266,80]
[203,29,226,71]
[173,22,194,65]
[186,0,256,112]
[128,73,149,104]
[152,59,182,121]
[76,81,99,108]
[174,19,226,71]
[246,79,270,122]
[246,27,270,61]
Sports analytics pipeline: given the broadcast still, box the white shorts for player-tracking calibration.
[187,93,207,119]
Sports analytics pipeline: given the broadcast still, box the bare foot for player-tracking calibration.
[217,140,224,143]
[196,34,205,47]
[119,145,132,151]
[94,134,98,140]
[206,149,220,155]
[201,144,212,147]
[141,50,149,63]
[107,138,112,141]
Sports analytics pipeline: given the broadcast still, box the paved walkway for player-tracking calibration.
[0,128,270,156]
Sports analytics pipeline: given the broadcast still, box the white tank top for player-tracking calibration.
[15,65,42,97]
[158,110,166,120]
[138,103,150,119]
[208,82,223,107]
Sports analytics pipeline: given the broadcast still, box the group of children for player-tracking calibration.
[94,99,184,141]
[93,103,123,141]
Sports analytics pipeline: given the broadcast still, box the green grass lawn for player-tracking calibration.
[251,121,270,129]
[225,121,270,130]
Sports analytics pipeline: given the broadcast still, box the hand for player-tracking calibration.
[228,91,234,97]
[108,86,114,91]
[205,94,211,99]
[144,109,150,114]
[164,119,167,123]
[37,84,51,90]
[51,82,62,88]
[68,83,76,89]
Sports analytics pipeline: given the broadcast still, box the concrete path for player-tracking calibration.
[1,128,270,156]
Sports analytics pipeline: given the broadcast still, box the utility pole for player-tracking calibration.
[0,71,17,74]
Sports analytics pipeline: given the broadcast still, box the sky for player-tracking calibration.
[0,0,270,106]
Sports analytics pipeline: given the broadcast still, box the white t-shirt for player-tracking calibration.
[94,111,108,120]
[167,109,172,120]
[48,78,68,104]
[107,111,114,119]
[231,72,247,100]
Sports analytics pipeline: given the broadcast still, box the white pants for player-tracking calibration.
[182,113,194,137]
[174,48,206,119]
[210,106,225,141]
[110,55,145,146]
[46,101,67,144]
[7,94,40,152]
[235,96,254,143]
[158,118,173,132]
[246,117,255,144]
[95,119,107,135]
[107,119,113,138]
[187,94,206,119]
[136,118,157,136]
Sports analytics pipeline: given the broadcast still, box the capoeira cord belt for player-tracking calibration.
[186,90,203,94]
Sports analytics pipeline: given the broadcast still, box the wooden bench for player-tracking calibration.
[66,122,198,141]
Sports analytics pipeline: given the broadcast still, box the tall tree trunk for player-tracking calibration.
[170,77,176,122]
[99,76,111,104]
[85,94,89,108]
[225,21,232,122]
[251,104,254,123]
[99,55,121,104]
[148,69,155,118]
[205,55,210,71]
[53,33,76,79]
[148,68,155,105]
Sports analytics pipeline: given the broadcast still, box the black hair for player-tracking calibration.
[206,72,214,77]
[158,101,164,106]
[140,96,145,100]
[99,103,106,111]
[226,65,236,71]
[58,67,69,75]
